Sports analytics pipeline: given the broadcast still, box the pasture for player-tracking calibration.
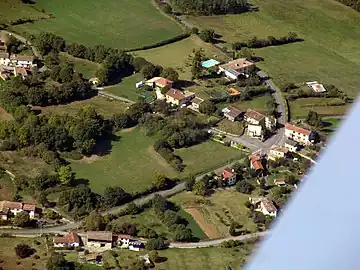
[170,190,258,238]
[12,0,183,50]
[60,53,100,79]
[186,0,360,97]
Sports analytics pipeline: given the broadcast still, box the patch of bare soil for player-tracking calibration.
[81,155,100,163]
[185,207,220,239]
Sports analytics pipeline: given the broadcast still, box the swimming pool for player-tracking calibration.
[201,59,220,68]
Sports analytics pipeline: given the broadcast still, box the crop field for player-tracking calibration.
[134,35,229,80]
[170,190,258,238]
[12,0,183,50]
[185,0,360,97]
[36,96,128,118]
[289,98,350,119]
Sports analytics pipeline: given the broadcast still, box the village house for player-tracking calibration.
[222,106,243,122]
[115,234,143,251]
[268,145,289,161]
[245,109,276,131]
[248,153,264,172]
[10,55,36,68]
[306,81,327,93]
[145,77,173,90]
[53,231,81,248]
[284,138,298,152]
[218,58,255,80]
[86,231,113,250]
[165,88,194,106]
[0,201,36,220]
[247,124,263,139]
[190,97,204,111]
[250,197,278,217]
[219,167,237,186]
[285,123,316,145]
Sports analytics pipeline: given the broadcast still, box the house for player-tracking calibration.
[10,55,36,68]
[268,145,289,161]
[249,197,277,217]
[14,67,28,79]
[0,52,10,66]
[165,88,194,106]
[218,58,255,80]
[53,231,81,248]
[285,123,316,145]
[222,167,237,186]
[258,198,277,217]
[274,178,287,187]
[306,81,327,93]
[89,77,99,85]
[145,77,173,90]
[86,231,113,250]
[190,97,204,111]
[284,138,298,152]
[115,234,143,251]
[247,124,263,139]
[248,153,264,172]
[0,201,36,220]
[245,109,276,131]
[222,106,242,122]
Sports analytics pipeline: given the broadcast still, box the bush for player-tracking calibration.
[15,244,34,259]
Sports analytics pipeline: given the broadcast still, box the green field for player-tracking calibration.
[37,96,128,118]
[222,94,273,114]
[170,190,257,238]
[186,0,360,97]
[12,0,183,49]
[71,128,245,194]
[60,53,100,79]
[289,98,350,119]
[0,237,49,270]
[321,117,343,135]
[134,35,229,80]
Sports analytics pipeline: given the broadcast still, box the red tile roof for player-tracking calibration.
[53,231,80,244]
[2,201,22,209]
[219,58,255,71]
[222,167,235,179]
[23,203,36,211]
[285,123,311,136]
[246,109,266,122]
[249,154,264,170]
[166,88,185,101]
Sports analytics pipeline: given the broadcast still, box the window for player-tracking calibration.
[100,243,105,247]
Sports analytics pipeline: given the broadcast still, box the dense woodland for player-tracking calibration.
[172,0,249,15]
[336,0,360,11]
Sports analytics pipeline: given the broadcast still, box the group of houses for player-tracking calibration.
[0,32,36,81]
[0,200,36,220]
[53,231,144,252]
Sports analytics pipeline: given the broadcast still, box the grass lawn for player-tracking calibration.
[12,0,183,50]
[185,0,360,97]
[111,246,254,270]
[104,74,155,102]
[0,237,48,270]
[175,141,245,176]
[170,190,258,238]
[36,96,128,118]
[60,53,100,79]
[289,98,350,119]
[0,151,52,178]
[70,128,178,194]
[216,119,245,135]
[225,94,273,114]
[321,117,343,135]
[0,173,16,201]
[134,35,229,80]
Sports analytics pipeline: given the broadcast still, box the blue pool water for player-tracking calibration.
[201,59,220,68]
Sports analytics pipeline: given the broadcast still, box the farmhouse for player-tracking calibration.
[190,96,204,111]
[218,58,255,80]
[249,197,277,217]
[86,231,113,250]
[268,145,289,161]
[222,106,242,122]
[10,55,36,68]
[285,123,316,145]
[165,88,194,106]
[53,231,81,248]
[145,77,173,89]
[0,201,36,220]
[284,138,298,152]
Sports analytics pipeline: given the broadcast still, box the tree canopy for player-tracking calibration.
[172,0,249,15]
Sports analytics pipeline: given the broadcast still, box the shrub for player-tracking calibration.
[15,244,34,259]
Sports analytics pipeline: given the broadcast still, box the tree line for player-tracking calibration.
[172,0,249,15]
[336,0,360,11]
[232,32,301,50]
